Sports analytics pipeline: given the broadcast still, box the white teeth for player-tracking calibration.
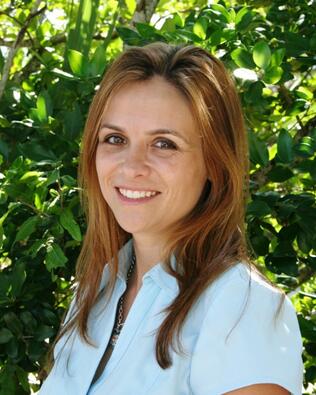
[119,188,158,199]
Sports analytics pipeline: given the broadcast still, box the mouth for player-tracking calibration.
[115,187,161,203]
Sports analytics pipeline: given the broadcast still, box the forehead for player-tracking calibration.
[100,76,198,138]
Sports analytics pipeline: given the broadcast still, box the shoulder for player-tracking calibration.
[189,262,304,395]
[202,262,289,317]
[199,261,301,342]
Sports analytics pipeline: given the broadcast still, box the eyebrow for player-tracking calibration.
[99,122,190,145]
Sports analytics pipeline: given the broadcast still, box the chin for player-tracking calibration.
[116,221,148,235]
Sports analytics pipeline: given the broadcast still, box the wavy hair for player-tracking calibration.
[45,42,285,374]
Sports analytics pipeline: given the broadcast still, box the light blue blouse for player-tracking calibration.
[38,239,304,395]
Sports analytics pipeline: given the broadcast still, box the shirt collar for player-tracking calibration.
[99,239,179,296]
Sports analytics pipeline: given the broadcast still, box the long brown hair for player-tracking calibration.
[46,42,285,373]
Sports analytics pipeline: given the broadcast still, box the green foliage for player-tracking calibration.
[0,0,315,393]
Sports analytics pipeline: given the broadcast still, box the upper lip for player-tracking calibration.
[115,186,161,193]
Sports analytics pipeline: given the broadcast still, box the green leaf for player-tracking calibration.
[36,94,48,123]
[15,366,30,392]
[248,131,269,166]
[211,4,231,22]
[125,0,136,14]
[0,365,16,393]
[5,337,19,359]
[271,48,285,67]
[236,11,253,31]
[68,49,85,76]
[250,234,270,256]
[247,200,271,217]
[267,166,293,182]
[295,137,315,158]
[116,27,141,45]
[0,328,14,344]
[20,311,37,334]
[17,141,57,161]
[10,263,26,297]
[41,309,58,325]
[282,32,309,57]
[231,48,255,69]
[263,65,283,84]
[278,225,297,242]
[14,216,39,243]
[244,81,264,104]
[0,139,10,159]
[90,45,107,77]
[3,312,23,336]
[161,14,183,32]
[45,169,60,187]
[28,340,46,362]
[265,255,298,276]
[64,103,83,140]
[59,209,82,241]
[173,13,184,27]
[296,86,313,101]
[277,130,293,163]
[193,19,207,40]
[34,324,55,341]
[45,243,68,270]
[51,68,78,80]
[0,273,10,296]
[135,23,161,39]
[297,229,312,253]
[298,315,316,342]
[19,170,43,182]
[235,7,249,25]
[253,41,271,69]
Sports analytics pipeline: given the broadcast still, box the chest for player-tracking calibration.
[41,279,203,395]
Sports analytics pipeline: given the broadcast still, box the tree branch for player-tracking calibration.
[0,0,47,102]
[131,0,160,24]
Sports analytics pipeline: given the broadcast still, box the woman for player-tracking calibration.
[39,42,303,395]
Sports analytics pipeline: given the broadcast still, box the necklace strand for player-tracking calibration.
[109,253,136,347]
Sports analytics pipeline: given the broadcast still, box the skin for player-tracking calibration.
[96,75,208,282]
[95,76,289,395]
[223,383,289,394]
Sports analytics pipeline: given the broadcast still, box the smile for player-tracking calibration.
[115,187,160,202]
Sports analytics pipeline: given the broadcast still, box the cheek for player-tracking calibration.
[95,150,117,177]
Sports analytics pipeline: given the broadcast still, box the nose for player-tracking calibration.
[119,144,150,178]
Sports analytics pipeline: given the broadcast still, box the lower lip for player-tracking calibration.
[115,188,160,205]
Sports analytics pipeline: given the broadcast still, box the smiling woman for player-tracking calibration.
[38,43,303,395]
[95,76,207,240]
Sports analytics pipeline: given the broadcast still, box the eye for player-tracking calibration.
[102,134,126,145]
[154,139,177,150]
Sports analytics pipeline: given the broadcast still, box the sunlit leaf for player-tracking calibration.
[263,66,283,84]
[271,48,285,66]
[211,4,231,22]
[125,0,136,14]
[193,19,207,40]
[68,49,85,76]
[253,41,271,69]
[231,48,255,69]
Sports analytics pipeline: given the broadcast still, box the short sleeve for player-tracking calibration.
[189,268,304,395]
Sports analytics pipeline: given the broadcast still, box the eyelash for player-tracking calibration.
[102,134,178,150]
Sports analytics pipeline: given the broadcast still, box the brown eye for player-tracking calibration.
[154,139,177,150]
[104,135,126,145]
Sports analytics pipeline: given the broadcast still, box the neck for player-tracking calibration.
[130,235,166,290]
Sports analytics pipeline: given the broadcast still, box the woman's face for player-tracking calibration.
[96,75,207,243]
